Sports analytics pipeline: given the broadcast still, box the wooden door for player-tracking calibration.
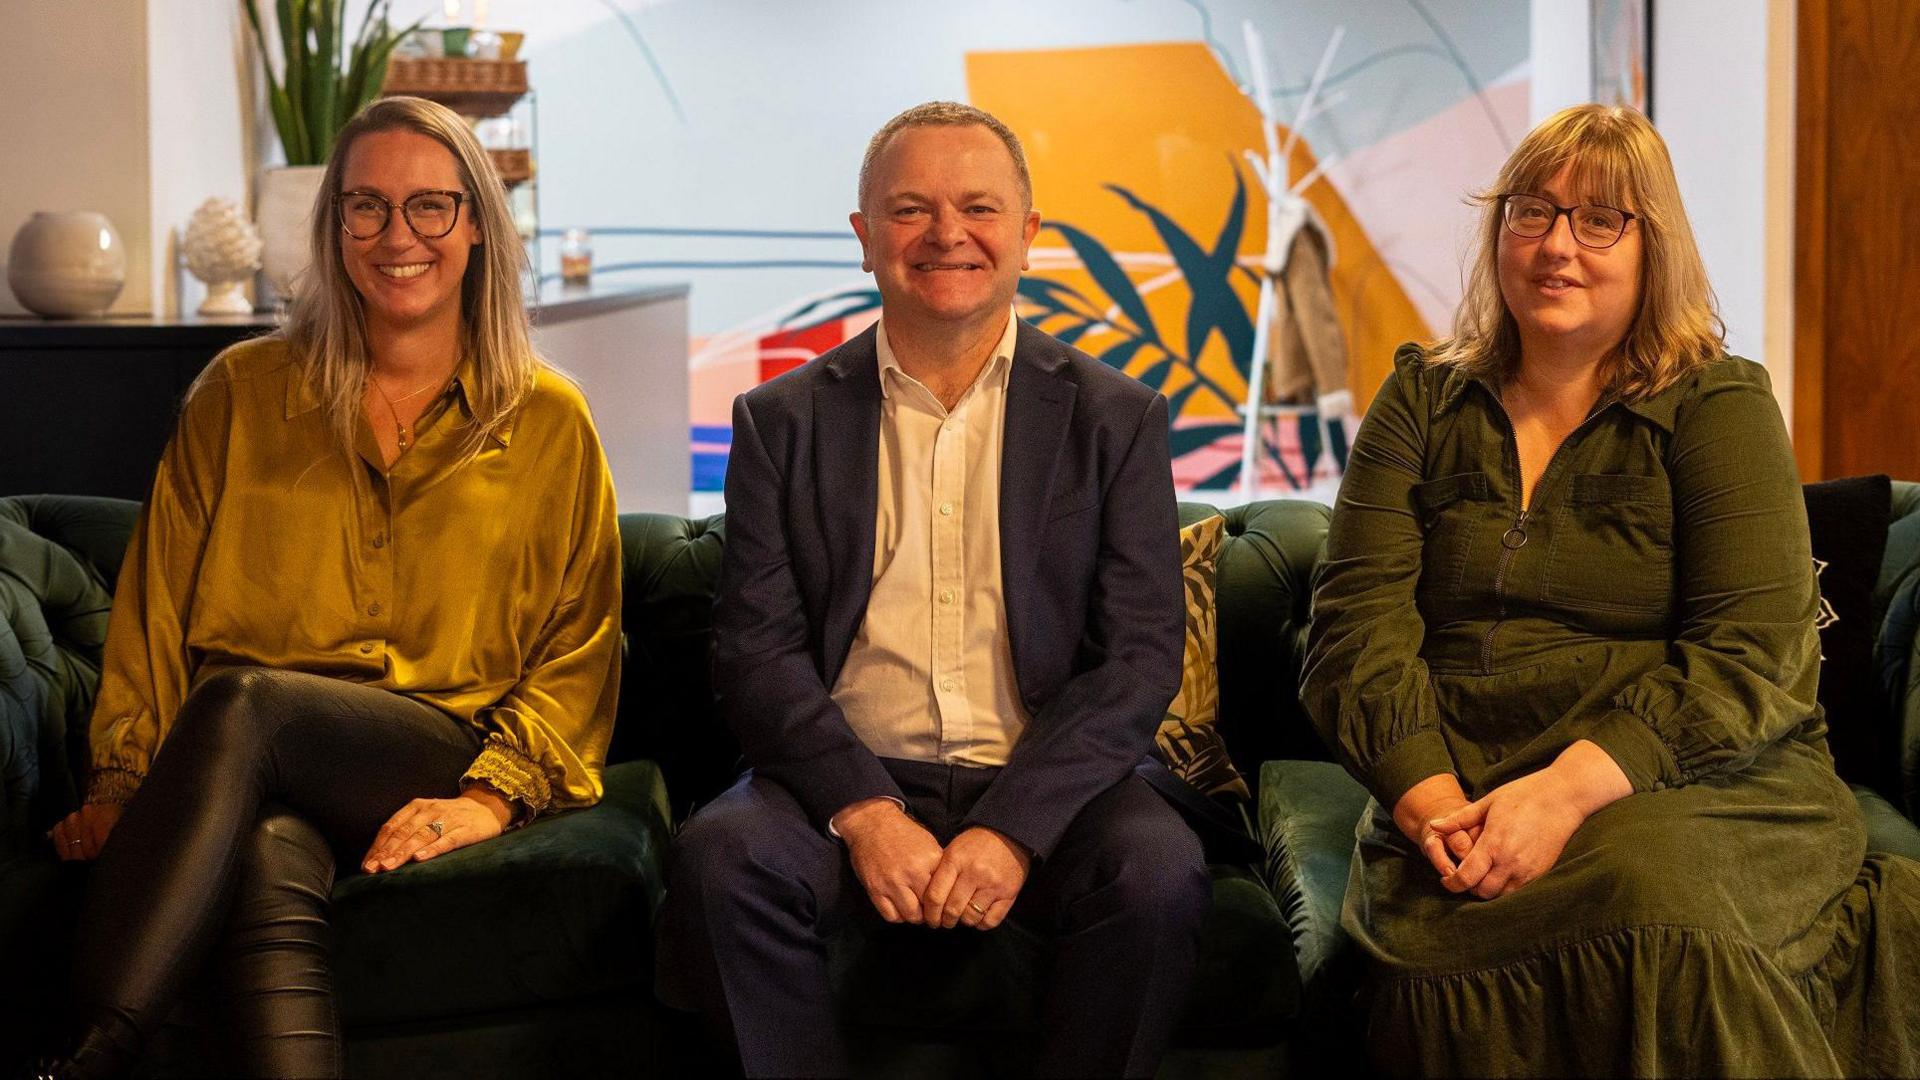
[1794,0,1920,481]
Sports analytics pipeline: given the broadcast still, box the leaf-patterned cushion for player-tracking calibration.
[1156,514,1252,815]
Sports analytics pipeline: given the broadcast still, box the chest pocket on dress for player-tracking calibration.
[1412,471,1489,605]
[1545,472,1674,613]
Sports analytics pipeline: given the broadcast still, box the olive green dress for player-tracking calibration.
[1302,346,1920,1077]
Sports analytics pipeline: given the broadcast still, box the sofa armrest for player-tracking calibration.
[1855,784,1920,861]
[1258,759,1369,994]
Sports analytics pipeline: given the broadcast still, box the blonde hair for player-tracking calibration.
[235,95,536,457]
[1427,104,1725,401]
[858,101,1032,211]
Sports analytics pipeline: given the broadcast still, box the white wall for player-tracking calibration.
[0,6,155,316]
[146,2,255,316]
[1654,0,1793,420]
[1529,0,1592,123]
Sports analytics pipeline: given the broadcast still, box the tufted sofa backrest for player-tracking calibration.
[0,496,139,855]
[5,484,1917,844]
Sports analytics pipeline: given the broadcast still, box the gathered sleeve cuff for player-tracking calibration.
[1585,708,1682,793]
[83,765,146,806]
[463,733,555,821]
[1367,728,1458,812]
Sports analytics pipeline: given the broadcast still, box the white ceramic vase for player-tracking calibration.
[7,211,127,318]
[255,165,326,307]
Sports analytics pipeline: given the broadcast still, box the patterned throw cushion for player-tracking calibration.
[1156,514,1252,817]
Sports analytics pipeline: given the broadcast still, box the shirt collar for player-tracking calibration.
[875,307,1018,402]
[1433,360,1681,434]
[446,357,514,446]
[284,354,511,446]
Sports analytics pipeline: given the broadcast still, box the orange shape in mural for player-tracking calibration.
[968,42,1429,419]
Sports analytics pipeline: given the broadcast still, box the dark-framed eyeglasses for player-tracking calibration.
[1498,192,1637,250]
[335,189,468,241]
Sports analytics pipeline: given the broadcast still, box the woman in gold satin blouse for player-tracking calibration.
[42,97,621,1079]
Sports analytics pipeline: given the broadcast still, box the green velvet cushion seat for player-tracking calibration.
[1856,784,1920,861]
[331,759,673,1028]
[1257,759,1368,998]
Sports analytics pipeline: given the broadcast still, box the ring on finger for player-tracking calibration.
[967,901,987,916]
[427,819,446,839]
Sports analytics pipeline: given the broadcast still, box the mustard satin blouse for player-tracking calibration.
[86,336,622,817]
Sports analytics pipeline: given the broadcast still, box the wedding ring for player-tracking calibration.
[427,820,446,839]
[967,902,987,915]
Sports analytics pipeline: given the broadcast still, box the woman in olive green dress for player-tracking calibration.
[1302,103,1920,1076]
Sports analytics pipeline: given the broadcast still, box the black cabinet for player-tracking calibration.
[0,316,275,499]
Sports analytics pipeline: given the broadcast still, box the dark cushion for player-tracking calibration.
[331,759,671,1028]
[831,864,1300,1038]
[1804,476,1894,796]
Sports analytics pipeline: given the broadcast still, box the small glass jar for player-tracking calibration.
[560,228,592,285]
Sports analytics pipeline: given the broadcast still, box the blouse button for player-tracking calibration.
[368,601,383,617]
[939,502,954,517]
[359,643,375,655]
[941,678,956,692]
[372,533,386,549]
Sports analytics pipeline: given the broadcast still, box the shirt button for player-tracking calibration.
[940,589,955,605]
[367,601,383,617]
[941,678,956,692]
[939,502,953,517]
[359,643,375,655]
[372,532,386,549]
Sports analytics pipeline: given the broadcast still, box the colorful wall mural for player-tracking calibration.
[362,0,1533,509]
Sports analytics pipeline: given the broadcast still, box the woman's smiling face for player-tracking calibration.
[1497,164,1644,362]
[336,128,479,334]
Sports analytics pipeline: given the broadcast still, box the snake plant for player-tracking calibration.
[242,0,420,166]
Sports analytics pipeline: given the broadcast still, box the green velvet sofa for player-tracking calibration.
[2,484,1917,1077]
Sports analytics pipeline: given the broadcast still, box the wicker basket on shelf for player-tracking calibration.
[382,58,528,117]
[488,148,533,187]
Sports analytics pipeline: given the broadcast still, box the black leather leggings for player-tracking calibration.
[66,667,480,1078]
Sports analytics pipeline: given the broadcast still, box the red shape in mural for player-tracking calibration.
[758,322,847,383]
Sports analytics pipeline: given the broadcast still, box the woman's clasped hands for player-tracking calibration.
[1395,739,1634,901]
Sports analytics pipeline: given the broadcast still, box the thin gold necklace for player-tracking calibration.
[370,370,450,452]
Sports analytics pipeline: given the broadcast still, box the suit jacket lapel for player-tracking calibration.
[814,327,882,681]
[1000,321,1077,680]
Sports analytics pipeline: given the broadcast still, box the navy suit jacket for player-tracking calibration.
[711,319,1185,859]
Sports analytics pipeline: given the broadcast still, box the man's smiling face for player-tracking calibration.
[851,123,1040,334]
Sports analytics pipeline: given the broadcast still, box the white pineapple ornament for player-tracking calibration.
[183,198,263,315]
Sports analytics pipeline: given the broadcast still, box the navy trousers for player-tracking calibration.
[657,758,1209,1078]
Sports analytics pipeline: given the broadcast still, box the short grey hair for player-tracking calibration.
[857,101,1033,211]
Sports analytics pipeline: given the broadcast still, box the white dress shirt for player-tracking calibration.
[830,309,1029,767]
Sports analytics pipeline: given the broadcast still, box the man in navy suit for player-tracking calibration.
[657,102,1206,1078]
